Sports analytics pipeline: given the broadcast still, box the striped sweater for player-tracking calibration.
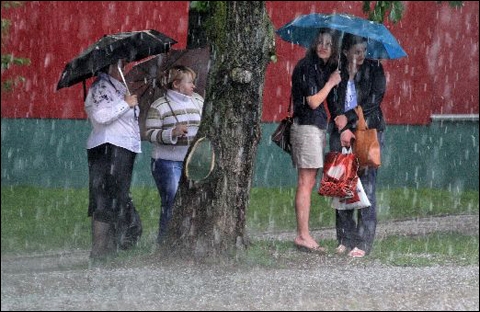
[145,89,204,161]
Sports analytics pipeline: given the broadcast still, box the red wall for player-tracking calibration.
[264,1,479,125]
[1,1,189,119]
[2,1,479,124]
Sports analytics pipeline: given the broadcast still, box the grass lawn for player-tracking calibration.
[1,185,478,266]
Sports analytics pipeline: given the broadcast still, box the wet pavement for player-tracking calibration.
[1,214,479,311]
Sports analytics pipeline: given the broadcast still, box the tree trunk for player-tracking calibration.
[163,1,275,260]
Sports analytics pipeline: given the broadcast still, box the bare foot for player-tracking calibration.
[294,236,319,249]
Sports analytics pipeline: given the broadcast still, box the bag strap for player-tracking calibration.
[287,94,293,117]
[354,105,367,130]
[83,80,87,101]
[164,95,180,123]
[342,146,353,154]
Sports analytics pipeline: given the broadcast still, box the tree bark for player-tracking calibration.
[162,1,275,260]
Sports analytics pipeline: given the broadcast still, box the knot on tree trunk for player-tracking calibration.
[230,67,252,84]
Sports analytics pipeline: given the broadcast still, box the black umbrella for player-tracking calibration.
[56,29,177,91]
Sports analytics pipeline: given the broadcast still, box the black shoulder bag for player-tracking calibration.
[271,95,293,154]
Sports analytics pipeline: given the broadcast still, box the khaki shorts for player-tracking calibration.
[290,122,326,169]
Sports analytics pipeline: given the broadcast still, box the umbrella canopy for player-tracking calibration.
[125,46,211,140]
[126,46,210,109]
[56,29,177,90]
[276,13,407,59]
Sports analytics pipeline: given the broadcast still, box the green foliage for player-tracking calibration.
[1,1,25,39]
[1,1,24,9]
[437,1,464,8]
[362,1,405,23]
[362,1,464,23]
[189,1,211,13]
[205,1,227,54]
[1,53,30,70]
[189,1,228,53]
[1,1,31,92]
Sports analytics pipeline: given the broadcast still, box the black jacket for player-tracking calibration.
[291,52,336,130]
[327,59,386,132]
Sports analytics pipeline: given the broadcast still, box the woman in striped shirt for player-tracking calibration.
[144,65,204,245]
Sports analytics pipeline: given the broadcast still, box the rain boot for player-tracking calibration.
[90,219,116,260]
[107,222,118,255]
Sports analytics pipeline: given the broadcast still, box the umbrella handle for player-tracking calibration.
[117,62,138,120]
[117,63,131,95]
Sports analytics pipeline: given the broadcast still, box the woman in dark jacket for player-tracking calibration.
[327,33,386,257]
[290,28,342,253]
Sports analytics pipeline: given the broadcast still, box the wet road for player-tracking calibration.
[2,215,479,311]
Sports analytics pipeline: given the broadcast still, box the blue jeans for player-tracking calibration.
[151,158,183,244]
[330,129,385,255]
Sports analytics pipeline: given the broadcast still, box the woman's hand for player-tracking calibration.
[124,94,138,108]
[172,125,188,138]
[327,69,341,88]
[340,129,355,147]
[334,114,347,131]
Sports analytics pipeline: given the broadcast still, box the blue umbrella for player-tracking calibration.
[276,13,407,60]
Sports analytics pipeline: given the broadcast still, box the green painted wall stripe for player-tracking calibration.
[1,119,478,190]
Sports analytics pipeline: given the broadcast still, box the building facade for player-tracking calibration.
[1,1,478,190]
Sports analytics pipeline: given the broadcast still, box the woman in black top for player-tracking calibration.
[290,28,342,253]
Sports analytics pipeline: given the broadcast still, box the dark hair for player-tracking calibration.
[95,59,127,76]
[339,33,368,68]
[95,64,111,76]
[341,33,367,53]
[306,28,341,68]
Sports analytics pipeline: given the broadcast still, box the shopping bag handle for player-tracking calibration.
[354,105,368,130]
[342,146,353,154]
